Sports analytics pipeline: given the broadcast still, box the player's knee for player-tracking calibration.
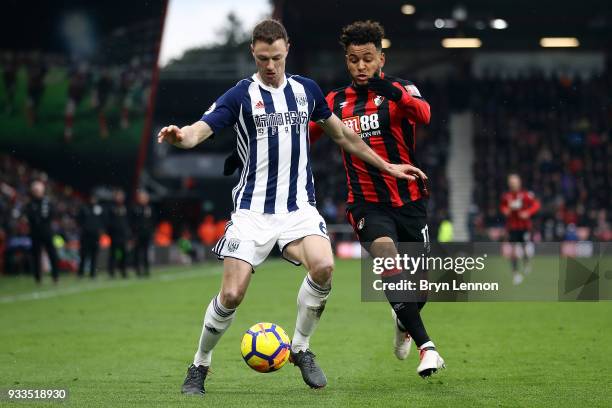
[370,238,397,259]
[310,259,334,285]
[220,288,246,309]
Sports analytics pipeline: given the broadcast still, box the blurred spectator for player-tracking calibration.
[131,190,155,277]
[64,62,90,141]
[25,54,47,126]
[25,180,59,283]
[2,53,18,115]
[178,229,197,264]
[77,195,104,278]
[154,221,173,247]
[106,189,130,278]
[198,215,218,247]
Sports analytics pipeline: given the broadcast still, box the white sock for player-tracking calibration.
[419,340,435,350]
[291,274,331,353]
[193,294,236,367]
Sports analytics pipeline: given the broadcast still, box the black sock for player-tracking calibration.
[382,268,430,347]
[391,301,431,347]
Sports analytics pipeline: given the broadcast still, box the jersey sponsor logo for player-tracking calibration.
[509,198,523,210]
[204,102,216,115]
[227,238,241,252]
[342,116,361,133]
[294,93,308,106]
[343,114,381,139]
[254,111,308,129]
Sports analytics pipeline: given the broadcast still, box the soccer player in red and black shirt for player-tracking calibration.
[500,173,540,285]
[309,20,444,377]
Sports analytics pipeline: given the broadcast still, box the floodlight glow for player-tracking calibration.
[442,38,482,48]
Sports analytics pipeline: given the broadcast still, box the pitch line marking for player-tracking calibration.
[0,266,223,304]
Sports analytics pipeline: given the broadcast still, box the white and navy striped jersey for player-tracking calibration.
[201,73,332,214]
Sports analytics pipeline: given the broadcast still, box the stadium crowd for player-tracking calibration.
[1,50,153,140]
[0,154,228,280]
[471,71,612,242]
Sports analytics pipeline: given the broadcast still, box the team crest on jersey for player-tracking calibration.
[373,95,384,106]
[357,218,365,231]
[294,93,308,106]
[227,238,241,252]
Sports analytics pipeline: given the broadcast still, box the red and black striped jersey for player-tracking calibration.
[310,73,431,207]
[500,190,541,231]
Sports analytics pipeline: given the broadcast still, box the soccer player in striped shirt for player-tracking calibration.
[309,20,445,377]
[157,19,427,395]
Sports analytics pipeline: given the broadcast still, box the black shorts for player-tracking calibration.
[508,229,530,243]
[346,200,428,249]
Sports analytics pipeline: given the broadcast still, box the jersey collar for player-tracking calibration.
[252,73,288,93]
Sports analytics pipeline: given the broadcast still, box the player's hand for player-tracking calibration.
[223,149,243,176]
[386,163,428,182]
[157,125,184,145]
[367,75,403,102]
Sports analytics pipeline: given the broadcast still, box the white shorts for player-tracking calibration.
[213,205,329,268]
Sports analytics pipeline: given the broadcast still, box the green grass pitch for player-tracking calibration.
[1,259,610,407]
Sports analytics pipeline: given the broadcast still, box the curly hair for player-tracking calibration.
[252,19,289,45]
[339,20,385,50]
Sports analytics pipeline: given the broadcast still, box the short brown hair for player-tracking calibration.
[340,20,385,50]
[252,19,289,45]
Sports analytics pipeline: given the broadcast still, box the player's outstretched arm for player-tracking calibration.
[157,121,213,149]
[319,114,427,182]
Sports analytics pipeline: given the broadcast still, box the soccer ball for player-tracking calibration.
[240,322,291,373]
